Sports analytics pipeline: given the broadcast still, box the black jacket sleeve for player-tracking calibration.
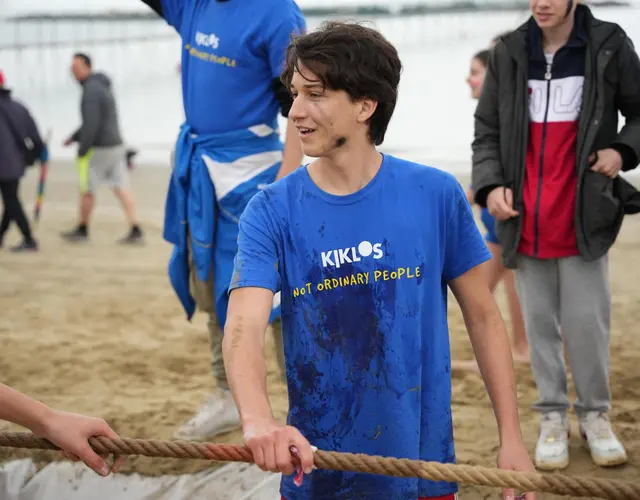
[471,48,505,207]
[611,143,637,172]
[611,35,640,172]
[141,0,163,18]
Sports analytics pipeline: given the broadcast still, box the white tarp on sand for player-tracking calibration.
[0,459,282,500]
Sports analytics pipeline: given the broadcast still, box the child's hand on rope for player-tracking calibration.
[497,441,537,500]
[38,409,124,477]
[242,419,315,479]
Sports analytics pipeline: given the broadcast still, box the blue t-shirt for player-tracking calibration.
[230,154,492,499]
[160,0,306,134]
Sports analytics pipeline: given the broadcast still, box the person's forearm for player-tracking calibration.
[0,383,54,435]
[466,306,523,444]
[222,319,274,426]
[275,118,303,181]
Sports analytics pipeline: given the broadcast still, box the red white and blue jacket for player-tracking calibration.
[519,12,588,258]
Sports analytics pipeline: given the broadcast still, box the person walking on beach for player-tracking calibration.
[61,53,144,245]
[141,0,305,440]
[472,0,640,471]
[223,21,536,500]
[454,49,529,374]
[0,70,47,252]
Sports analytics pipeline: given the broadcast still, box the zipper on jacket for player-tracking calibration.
[533,60,553,257]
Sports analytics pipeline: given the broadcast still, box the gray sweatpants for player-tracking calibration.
[515,254,611,417]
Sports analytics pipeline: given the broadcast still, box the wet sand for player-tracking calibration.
[0,162,638,499]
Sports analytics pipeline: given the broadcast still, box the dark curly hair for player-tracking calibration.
[473,49,490,68]
[281,21,403,146]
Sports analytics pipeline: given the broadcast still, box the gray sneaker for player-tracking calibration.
[579,412,627,467]
[535,411,570,471]
[10,240,39,252]
[173,389,242,441]
[61,227,89,243]
[118,226,145,245]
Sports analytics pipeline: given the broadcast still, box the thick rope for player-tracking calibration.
[0,431,638,499]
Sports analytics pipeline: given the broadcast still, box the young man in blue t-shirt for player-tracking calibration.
[141,0,306,440]
[222,22,536,500]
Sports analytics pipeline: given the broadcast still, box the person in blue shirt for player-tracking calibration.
[141,0,306,440]
[222,21,536,500]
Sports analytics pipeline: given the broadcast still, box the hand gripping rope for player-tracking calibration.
[0,432,639,499]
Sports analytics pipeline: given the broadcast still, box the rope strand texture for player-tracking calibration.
[0,432,638,499]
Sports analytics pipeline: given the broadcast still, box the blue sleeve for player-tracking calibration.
[229,192,281,294]
[265,4,307,79]
[442,181,492,282]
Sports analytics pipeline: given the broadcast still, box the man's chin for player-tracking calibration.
[534,14,558,29]
[301,145,323,159]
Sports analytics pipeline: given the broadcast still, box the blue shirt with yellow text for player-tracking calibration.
[229,154,492,499]
[159,0,306,134]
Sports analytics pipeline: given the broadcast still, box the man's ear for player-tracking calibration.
[356,98,378,124]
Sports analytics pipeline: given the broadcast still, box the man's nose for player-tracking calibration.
[288,95,306,121]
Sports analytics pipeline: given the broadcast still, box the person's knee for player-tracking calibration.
[81,192,94,204]
[562,308,609,339]
[207,313,224,342]
[214,297,229,330]
[190,268,215,313]
[195,289,215,316]
[112,186,130,198]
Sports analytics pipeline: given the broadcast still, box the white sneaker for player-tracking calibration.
[535,412,570,471]
[579,411,627,467]
[173,389,241,441]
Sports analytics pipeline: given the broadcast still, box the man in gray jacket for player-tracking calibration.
[472,0,640,472]
[62,53,144,245]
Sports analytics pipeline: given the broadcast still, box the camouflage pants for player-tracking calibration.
[187,239,286,390]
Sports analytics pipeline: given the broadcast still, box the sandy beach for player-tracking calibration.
[0,161,638,499]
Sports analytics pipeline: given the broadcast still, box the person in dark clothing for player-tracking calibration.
[472,0,640,472]
[0,70,47,252]
[455,48,529,376]
[61,53,144,245]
